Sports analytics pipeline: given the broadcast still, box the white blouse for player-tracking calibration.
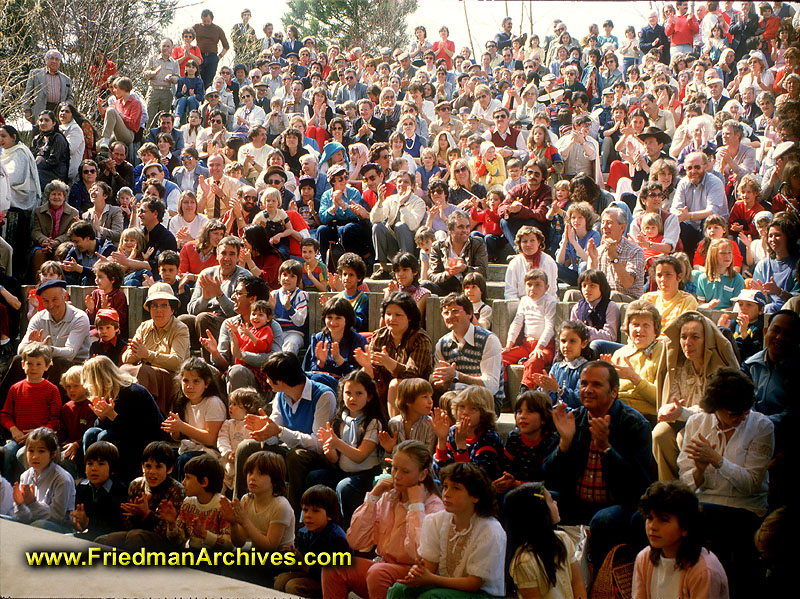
[678,410,773,516]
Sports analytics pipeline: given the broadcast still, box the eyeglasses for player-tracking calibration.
[266,179,284,185]
[243,194,258,200]
[494,114,507,120]
[330,175,345,182]
[646,192,664,198]
[210,119,223,124]
[180,156,192,161]
[454,166,468,173]
[345,76,355,80]
[83,168,96,174]
[685,164,704,170]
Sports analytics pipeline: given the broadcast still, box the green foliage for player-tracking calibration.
[282,0,418,52]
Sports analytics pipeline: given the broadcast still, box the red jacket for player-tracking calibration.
[179,240,219,275]
[665,14,700,46]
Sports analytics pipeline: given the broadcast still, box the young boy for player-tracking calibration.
[62,221,115,286]
[330,253,369,332]
[271,259,309,355]
[94,441,185,550]
[719,289,766,362]
[147,250,191,315]
[300,237,328,292]
[414,227,436,282]
[90,308,128,366]
[297,176,321,237]
[87,261,129,338]
[72,441,127,540]
[502,158,526,195]
[118,187,134,229]
[469,189,505,263]
[229,300,275,365]
[163,454,233,551]
[502,269,557,390]
[381,378,436,455]
[58,366,94,475]
[273,485,350,597]
[0,343,61,481]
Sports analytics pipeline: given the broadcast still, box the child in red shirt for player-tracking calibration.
[729,174,765,239]
[0,343,61,481]
[470,188,506,262]
[59,365,94,477]
[86,261,129,339]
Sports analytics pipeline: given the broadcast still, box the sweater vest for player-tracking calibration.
[491,127,520,150]
[440,326,505,408]
[277,381,327,435]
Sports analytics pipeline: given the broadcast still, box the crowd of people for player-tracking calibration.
[1,2,799,597]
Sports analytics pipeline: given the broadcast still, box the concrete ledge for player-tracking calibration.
[0,518,299,598]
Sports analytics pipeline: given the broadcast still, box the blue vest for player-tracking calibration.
[277,381,328,434]
[440,325,505,411]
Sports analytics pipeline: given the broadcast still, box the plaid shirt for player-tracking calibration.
[577,444,610,504]
[369,327,433,399]
[598,236,645,298]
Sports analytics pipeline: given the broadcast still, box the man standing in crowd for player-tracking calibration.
[143,39,180,128]
[22,50,73,123]
[193,9,229,88]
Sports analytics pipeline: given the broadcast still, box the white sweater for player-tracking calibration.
[505,253,559,300]
[507,293,557,348]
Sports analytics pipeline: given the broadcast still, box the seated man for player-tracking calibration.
[742,310,800,429]
[423,210,488,296]
[544,361,655,569]
[234,352,336,514]
[431,293,504,414]
[201,275,283,395]
[714,119,757,184]
[145,112,185,152]
[112,197,177,284]
[62,221,116,286]
[0,280,90,401]
[179,235,249,355]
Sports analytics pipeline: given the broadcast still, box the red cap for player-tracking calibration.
[95,308,120,323]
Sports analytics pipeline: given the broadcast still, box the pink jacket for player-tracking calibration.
[633,547,729,599]
[346,488,444,565]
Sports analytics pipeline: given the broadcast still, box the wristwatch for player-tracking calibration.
[610,257,619,264]
[453,371,459,383]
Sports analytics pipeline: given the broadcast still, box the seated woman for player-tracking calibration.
[629,181,679,258]
[642,255,699,333]
[31,180,80,277]
[317,164,371,264]
[355,291,433,419]
[121,283,190,415]
[601,299,664,426]
[653,311,739,482]
[81,356,164,483]
[68,159,99,213]
[303,297,368,392]
[448,157,487,208]
[179,219,224,283]
[751,214,800,313]
[239,224,282,290]
[84,181,124,246]
[677,368,774,597]
[424,179,457,241]
[168,190,208,249]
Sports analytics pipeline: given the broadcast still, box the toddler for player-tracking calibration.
[217,387,264,494]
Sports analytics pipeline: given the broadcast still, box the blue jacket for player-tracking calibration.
[175,76,205,101]
[543,399,655,507]
[318,186,368,226]
[146,127,185,152]
[742,349,797,427]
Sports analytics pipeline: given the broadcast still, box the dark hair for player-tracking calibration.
[84,440,119,473]
[300,237,320,251]
[244,451,287,496]
[143,178,166,200]
[238,274,270,302]
[639,481,703,569]
[142,197,166,221]
[441,292,473,316]
[243,224,274,258]
[262,352,307,387]
[334,370,388,445]
[301,484,342,525]
[67,220,96,241]
[26,427,59,454]
[653,254,683,282]
[557,320,593,361]
[439,463,497,517]
[381,291,422,331]
[577,269,611,301]
[322,296,356,334]
[174,358,222,417]
[582,360,620,392]
[391,252,420,285]
[699,367,756,414]
[93,261,124,289]
[279,258,303,280]
[506,483,567,592]
[395,440,439,496]
[142,441,176,469]
[337,252,367,282]
[184,454,224,494]
[157,249,180,268]
[514,391,555,433]
[0,124,20,144]
[462,272,487,302]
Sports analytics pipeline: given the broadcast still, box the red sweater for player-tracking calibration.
[59,400,95,444]
[236,324,274,365]
[88,287,129,339]
[179,240,219,275]
[665,14,699,46]
[0,379,61,432]
[728,199,765,238]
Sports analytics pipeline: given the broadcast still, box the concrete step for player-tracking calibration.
[364,278,507,299]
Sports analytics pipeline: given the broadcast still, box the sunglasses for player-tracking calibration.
[267,179,284,185]
[210,119,223,124]
[181,156,193,161]
[243,194,258,200]
[454,166,468,173]
[83,168,96,174]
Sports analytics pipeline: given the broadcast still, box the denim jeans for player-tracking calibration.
[123,268,152,287]
[589,339,624,356]
[500,217,540,248]
[175,96,200,121]
[200,53,219,89]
